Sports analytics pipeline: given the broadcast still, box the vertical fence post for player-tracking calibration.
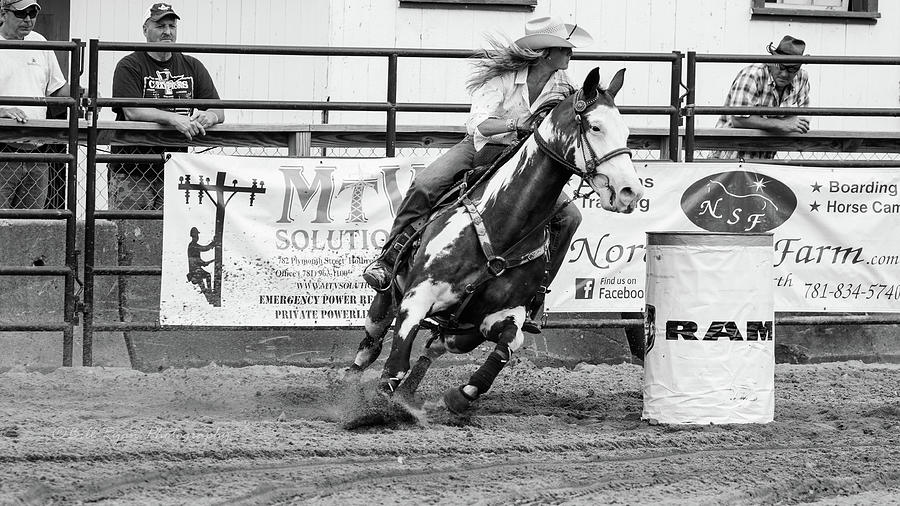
[684,51,696,162]
[386,53,398,157]
[62,39,83,367]
[82,39,100,366]
[288,131,312,156]
[668,51,683,162]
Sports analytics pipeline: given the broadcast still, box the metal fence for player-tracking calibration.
[0,38,82,366]
[2,39,900,367]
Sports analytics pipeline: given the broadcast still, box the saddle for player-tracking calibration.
[389,136,553,329]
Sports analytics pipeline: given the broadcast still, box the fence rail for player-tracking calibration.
[2,39,900,366]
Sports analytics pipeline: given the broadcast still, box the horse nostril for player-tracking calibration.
[619,187,636,204]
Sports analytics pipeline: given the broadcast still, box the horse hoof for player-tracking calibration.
[377,379,396,399]
[342,365,364,383]
[443,386,476,414]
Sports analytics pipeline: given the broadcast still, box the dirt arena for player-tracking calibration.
[1,356,899,505]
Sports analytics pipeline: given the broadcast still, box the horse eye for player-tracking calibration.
[590,125,601,132]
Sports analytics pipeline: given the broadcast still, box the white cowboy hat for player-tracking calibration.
[514,16,593,50]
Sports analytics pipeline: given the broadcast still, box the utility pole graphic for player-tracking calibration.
[337,177,378,223]
[179,171,266,306]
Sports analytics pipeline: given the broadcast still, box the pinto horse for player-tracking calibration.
[349,67,644,415]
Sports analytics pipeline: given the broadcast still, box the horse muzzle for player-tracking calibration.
[590,178,643,213]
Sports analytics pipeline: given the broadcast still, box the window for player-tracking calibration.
[766,0,851,10]
[399,0,536,12]
[751,0,880,21]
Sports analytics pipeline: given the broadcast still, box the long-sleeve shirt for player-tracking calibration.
[466,67,574,151]
[713,63,811,159]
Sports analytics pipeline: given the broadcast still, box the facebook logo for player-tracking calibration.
[575,278,595,299]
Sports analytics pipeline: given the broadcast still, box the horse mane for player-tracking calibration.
[525,82,577,127]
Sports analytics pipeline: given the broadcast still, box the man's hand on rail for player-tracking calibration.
[0,107,28,123]
[170,113,203,140]
[190,109,220,130]
[777,116,810,134]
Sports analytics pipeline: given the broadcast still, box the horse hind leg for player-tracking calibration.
[444,315,524,414]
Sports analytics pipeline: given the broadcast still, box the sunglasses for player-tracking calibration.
[8,7,40,19]
[775,63,801,74]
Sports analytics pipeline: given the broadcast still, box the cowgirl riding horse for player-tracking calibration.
[348,17,644,414]
[363,16,594,333]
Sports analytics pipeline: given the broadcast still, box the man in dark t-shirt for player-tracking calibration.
[109,2,224,210]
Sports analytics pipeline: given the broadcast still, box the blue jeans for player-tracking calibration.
[388,136,481,241]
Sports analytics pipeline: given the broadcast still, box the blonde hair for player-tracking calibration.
[466,35,550,94]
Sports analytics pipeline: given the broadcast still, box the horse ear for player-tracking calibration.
[581,67,601,100]
[607,68,626,99]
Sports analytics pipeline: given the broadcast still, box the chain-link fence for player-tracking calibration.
[694,149,900,162]
[0,142,70,210]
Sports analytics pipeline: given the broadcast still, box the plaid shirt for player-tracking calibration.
[712,63,810,159]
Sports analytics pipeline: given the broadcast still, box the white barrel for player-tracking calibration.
[642,232,774,424]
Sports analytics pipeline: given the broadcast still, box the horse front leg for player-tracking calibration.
[444,312,525,414]
[348,291,395,378]
[379,291,436,394]
[394,327,447,402]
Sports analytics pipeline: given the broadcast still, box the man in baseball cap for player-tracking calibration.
[108,2,223,211]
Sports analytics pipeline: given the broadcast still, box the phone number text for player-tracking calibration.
[804,283,900,300]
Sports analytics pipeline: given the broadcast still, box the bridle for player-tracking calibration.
[532,88,632,184]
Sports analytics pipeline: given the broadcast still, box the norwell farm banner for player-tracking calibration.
[160,154,900,326]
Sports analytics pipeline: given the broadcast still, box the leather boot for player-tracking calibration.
[362,258,394,290]
[362,226,417,290]
[363,244,400,290]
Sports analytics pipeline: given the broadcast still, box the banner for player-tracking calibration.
[552,162,900,313]
[160,153,424,326]
[161,155,900,326]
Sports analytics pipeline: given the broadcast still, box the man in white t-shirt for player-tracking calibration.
[0,0,69,208]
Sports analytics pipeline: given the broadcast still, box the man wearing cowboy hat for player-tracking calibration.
[0,0,71,208]
[712,35,811,160]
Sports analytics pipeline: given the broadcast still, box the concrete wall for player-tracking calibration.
[0,220,126,369]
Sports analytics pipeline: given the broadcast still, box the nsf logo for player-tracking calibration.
[575,278,595,299]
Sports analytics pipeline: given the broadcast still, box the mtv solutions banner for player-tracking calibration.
[550,162,900,313]
[160,153,427,326]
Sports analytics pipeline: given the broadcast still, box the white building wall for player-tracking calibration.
[71,0,900,130]
[70,0,331,124]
